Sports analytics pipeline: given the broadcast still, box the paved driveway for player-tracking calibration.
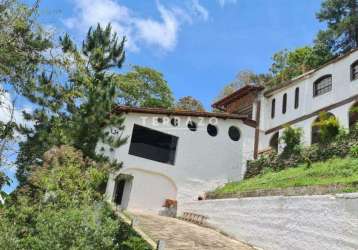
[129,211,254,250]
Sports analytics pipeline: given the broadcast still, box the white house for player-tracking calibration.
[97,106,255,213]
[213,48,358,156]
[100,48,358,214]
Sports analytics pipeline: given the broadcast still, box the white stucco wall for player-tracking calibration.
[98,113,255,213]
[182,193,358,250]
[259,50,358,150]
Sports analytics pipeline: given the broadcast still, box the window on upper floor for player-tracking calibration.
[294,87,299,109]
[282,93,287,114]
[129,124,178,165]
[271,98,275,119]
[313,75,332,97]
[351,60,358,81]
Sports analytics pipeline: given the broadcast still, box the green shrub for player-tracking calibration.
[350,145,358,158]
[245,122,358,179]
[313,112,340,144]
[0,146,150,250]
[280,126,302,158]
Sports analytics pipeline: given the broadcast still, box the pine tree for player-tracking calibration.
[316,0,358,54]
[16,24,127,185]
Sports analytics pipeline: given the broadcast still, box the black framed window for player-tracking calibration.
[351,60,358,81]
[271,98,276,119]
[294,87,299,109]
[313,75,332,97]
[282,93,287,114]
[128,124,178,165]
[170,117,178,127]
[207,124,218,137]
[228,126,240,141]
[187,120,197,131]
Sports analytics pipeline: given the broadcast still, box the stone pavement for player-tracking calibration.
[129,211,254,250]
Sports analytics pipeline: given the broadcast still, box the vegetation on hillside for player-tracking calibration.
[0,0,169,248]
[211,157,358,196]
[212,112,358,197]
[0,146,150,249]
[245,111,347,178]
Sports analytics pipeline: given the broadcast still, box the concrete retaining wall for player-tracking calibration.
[182,193,358,250]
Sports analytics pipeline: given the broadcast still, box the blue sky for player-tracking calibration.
[3,0,324,193]
[37,0,324,108]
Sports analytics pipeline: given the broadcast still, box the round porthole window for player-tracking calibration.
[187,120,197,131]
[228,126,240,141]
[171,117,179,127]
[207,124,218,137]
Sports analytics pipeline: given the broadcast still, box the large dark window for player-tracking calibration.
[294,87,299,109]
[282,93,287,114]
[351,60,358,81]
[271,98,276,119]
[313,75,332,97]
[129,124,178,165]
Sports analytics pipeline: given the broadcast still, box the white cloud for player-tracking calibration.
[191,0,209,21]
[0,91,32,148]
[64,0,192,52]
[135,4,181,51]
[217,0,237,7]
[63,0,139,51]
[0,92,27,126]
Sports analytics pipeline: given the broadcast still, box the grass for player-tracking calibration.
[212,157,358,196]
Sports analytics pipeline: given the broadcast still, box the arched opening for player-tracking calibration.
[311,112,337,144]
[120,168,178,213]
[269,132,279,152]
[349,102,358,130]
[351,60,358,81]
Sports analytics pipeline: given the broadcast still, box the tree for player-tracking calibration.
[215,70,271,100]
[175,96,205,112]
[0,0,51,190]
[16,24,127,186]
[316,0,358,54]
[0,0,52,92]
[0,146,150,249]
[269,46,333,87]
[116,65,174,108]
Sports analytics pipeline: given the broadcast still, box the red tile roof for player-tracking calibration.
[211,85,264,109]
[113,105,257,127]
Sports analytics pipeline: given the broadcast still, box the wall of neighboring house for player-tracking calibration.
[98,112,255,213]
[259,50,358,150]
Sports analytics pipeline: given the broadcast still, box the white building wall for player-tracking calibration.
[259,50,358,150]
[98,113,255,213]
[182,193,358,250]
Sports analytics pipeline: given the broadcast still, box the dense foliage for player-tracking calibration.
[117,65,174,108]
[0,0,52,189]
[316,0,358,54]
[0,0,52,91]
[280,126,302,157]
[175,96,205,111]
[313,112,340,144]
[16,24,128,186]
[245,120,358,179]
[0,146,150,249]
[215,70,272,101]
[268,46,333,87]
